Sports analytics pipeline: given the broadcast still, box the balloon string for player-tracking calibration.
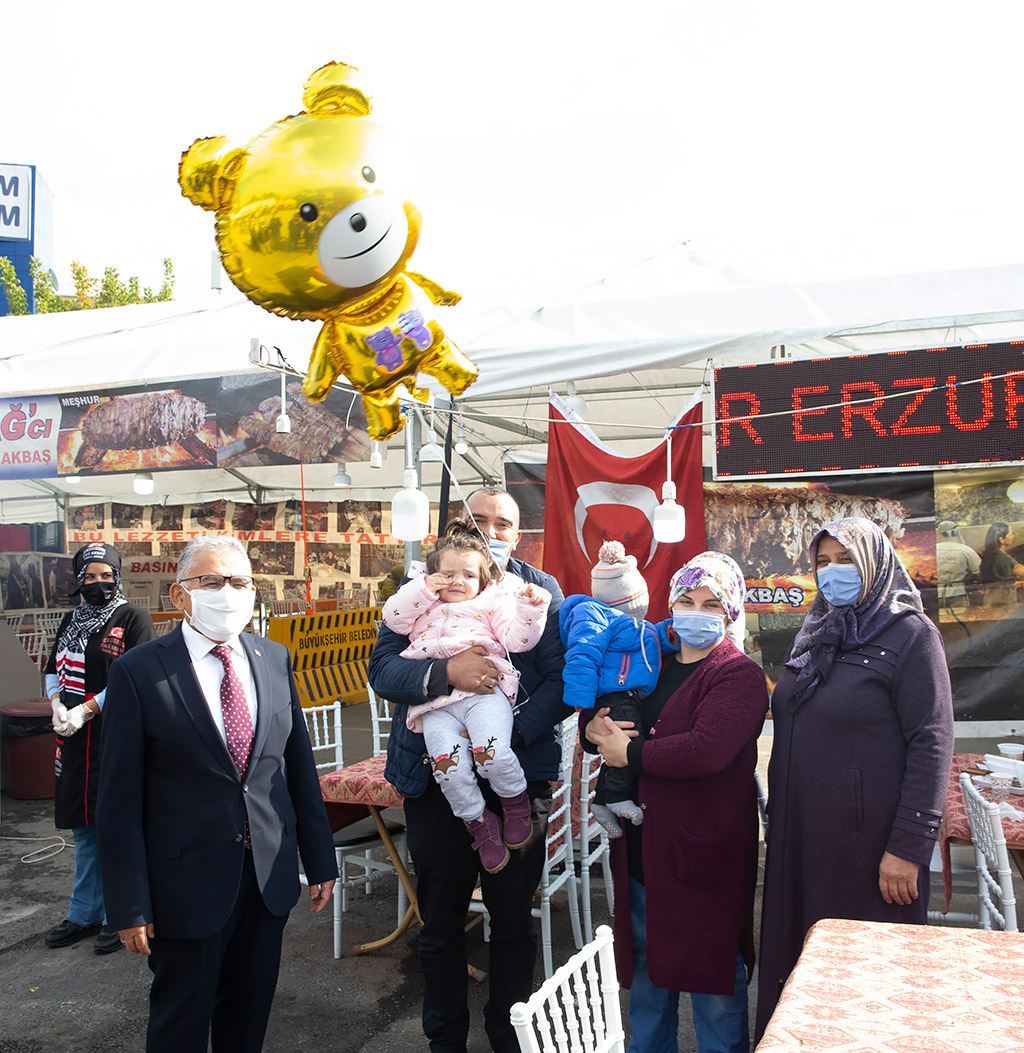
[300,463,313,614]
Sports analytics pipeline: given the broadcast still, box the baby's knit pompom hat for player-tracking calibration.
[591,540,649,620]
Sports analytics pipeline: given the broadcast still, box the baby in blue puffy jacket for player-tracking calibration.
[561,541,672,837]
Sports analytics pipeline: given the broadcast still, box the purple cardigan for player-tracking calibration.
[606,638,769,995]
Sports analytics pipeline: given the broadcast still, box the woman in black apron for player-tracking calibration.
[44,543,154,953]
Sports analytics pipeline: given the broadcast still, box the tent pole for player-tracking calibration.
[404,413,422,576]
[300,463,313,614]
[438,401,454,530]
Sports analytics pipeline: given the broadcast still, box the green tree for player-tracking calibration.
[29,257,64,313]
[0,255,175,314]
[148,258,175,303]
[0,256,29,315]
[69,260,96,311]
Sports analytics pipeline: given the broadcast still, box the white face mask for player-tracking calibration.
[186,585,255,642]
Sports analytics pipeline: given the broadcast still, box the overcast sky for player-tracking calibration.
[6,0,1024,317]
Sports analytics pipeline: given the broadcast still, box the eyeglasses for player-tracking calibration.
[179,574,255,591]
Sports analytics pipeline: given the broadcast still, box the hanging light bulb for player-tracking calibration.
[418,402,444,462]
[1008,475,1024,503]
[563,381,587,418]
[653,480,687,542]
[133,472,155,496]
[63,475,81,486]
[419,438,444,462]
[369,442,384,469]
[392,424,430,541]
[392,468,430,540]
[332,462,352,487]
[275,367,291,433]
[651,431,686,543]
[454,419,469,456]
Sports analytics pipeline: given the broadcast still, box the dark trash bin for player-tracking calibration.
[1,698,56,800]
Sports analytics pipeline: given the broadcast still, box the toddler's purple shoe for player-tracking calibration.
[465,809,510,873]
[499,790,533,850]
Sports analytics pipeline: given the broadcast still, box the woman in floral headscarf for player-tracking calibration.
[583,551,768,1053]
[754,519,953,1041]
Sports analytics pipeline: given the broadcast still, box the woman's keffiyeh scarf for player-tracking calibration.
[54,565,126,704]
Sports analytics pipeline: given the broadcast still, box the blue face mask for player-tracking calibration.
[672,609,725,650]
[488,538,512,567]
[816,563,862,606]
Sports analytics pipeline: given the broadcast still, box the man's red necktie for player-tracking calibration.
[212,644,253,775]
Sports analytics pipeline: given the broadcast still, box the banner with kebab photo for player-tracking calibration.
[543,392,706,615]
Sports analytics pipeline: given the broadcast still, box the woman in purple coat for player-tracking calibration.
[585,552,768,1053]
[754,518,953,1040]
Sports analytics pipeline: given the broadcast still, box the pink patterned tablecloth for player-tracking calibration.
[938,752,1024,908]
[756,918,1024,1052]
[319,753,403,809]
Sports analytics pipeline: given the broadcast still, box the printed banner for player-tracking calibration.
[2,499,438,612]
[703,467,1024,723]
[267,608,379,707]
[0,395,61,477]
[0,373,372,481]
[542,392,706,615]
[57,381,220,475]
[215,375,370,470]
[0,552,73,609]
[931,467,1024,722]
[503,456,548,571]
[704,473,936,615]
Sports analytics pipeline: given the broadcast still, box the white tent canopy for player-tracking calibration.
[2,256,1023,524]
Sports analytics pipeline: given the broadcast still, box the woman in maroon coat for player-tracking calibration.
[585,551,768,1053]
[754,518,953,1040]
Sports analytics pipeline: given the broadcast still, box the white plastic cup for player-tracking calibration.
[998,743,1024,761]
[991,773,1013,799]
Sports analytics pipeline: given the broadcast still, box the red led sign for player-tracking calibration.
[713,341,1024,479]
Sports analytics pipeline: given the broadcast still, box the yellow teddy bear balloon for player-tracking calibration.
[179,61,478,439]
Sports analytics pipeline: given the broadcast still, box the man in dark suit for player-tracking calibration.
[97,536,337,1053]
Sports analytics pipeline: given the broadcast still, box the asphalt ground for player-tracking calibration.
[0,717,1013,1052]
[0,702,609,1053]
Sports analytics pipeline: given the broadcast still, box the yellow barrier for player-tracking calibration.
[268,606,380,707]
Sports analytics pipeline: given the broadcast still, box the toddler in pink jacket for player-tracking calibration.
[381,525,551,873]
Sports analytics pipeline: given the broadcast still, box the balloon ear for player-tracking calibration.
[178,137,246,212]
[302,61,372,117]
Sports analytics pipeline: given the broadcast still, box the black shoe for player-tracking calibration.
[44,919,101,948]
[94,925,123,955]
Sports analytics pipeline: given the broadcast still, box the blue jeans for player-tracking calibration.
[67,826,106,927]
[627,878,749,1053]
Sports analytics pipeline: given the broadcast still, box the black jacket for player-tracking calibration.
[46,603,155,829]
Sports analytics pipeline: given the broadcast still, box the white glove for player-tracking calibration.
[65,704,93,734]
[50,698,70,735]
[590,802,623,839]
[607,799,645,826]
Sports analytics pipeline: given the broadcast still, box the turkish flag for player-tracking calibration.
[542,392,706,615]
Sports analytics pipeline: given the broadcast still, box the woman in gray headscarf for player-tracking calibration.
[755,518,953,1040]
